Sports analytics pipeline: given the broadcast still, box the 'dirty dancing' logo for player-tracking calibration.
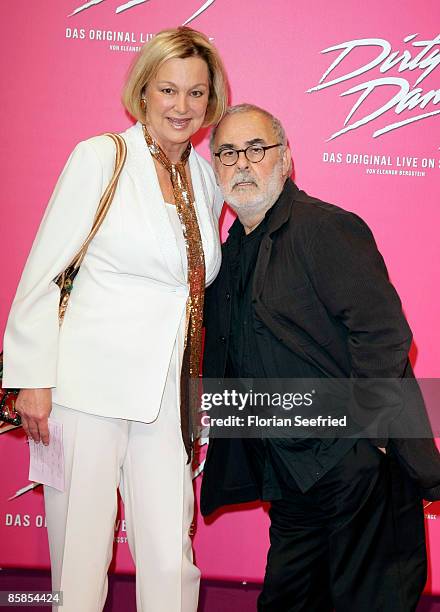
[68,0,215,25]
[308,34,440,140]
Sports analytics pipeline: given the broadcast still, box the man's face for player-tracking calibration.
[212,111,291,218]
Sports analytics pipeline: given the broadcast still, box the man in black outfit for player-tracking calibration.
[200,104,440,611]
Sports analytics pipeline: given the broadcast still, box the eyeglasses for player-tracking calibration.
[214,143,282,166]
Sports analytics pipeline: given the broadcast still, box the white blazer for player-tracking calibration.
[3,122,223,423]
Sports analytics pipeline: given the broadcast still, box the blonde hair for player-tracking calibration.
[122,27,228,126]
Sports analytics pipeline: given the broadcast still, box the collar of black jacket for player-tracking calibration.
[227,178,299,240]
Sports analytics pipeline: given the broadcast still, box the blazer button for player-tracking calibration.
[225,292,231,301]
[219,336,226,343]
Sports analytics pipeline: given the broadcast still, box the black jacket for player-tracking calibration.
[201,179,440,515]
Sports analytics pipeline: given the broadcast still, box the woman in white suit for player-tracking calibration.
[2,27,227,612]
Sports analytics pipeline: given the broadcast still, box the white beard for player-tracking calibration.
[221,159,285,227]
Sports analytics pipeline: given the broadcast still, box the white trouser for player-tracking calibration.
[44,377,200,611]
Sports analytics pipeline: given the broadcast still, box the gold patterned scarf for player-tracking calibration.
[142,124,205,462]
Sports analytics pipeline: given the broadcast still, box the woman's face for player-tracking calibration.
[144,56,210,156]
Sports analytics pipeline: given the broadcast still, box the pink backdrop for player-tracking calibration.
[1,0,439,591]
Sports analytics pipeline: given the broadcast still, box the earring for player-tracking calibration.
[141,98,147,110]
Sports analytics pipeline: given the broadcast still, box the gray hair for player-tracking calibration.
[209,103,288,156]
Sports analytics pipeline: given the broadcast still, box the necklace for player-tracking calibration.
[143,124,206,460]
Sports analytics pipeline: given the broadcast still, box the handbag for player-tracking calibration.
[0,132,127,426]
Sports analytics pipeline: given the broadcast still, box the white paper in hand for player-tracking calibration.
[28,419,64,491]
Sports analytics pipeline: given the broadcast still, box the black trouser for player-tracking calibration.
[258,440,427,612]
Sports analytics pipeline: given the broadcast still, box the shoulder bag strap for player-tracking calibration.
[55,132,127,323]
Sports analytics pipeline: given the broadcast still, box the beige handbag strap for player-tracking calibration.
[72,132,127,269]
[54,133,127,325]
[64,132,127,272]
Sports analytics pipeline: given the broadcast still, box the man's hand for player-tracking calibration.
[15,389,52,445]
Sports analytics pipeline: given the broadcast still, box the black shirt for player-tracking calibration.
[228,217,267,378]
[227,207,356,499]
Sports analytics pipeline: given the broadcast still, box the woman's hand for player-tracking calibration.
[16,389,52,445]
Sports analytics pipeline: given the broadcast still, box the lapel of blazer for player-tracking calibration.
[122,123,219,285]
[253,179,298,299]
[188,152,221,284]
[123,122,185,284]
[251,179,332,373]
[189,151,210,264]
